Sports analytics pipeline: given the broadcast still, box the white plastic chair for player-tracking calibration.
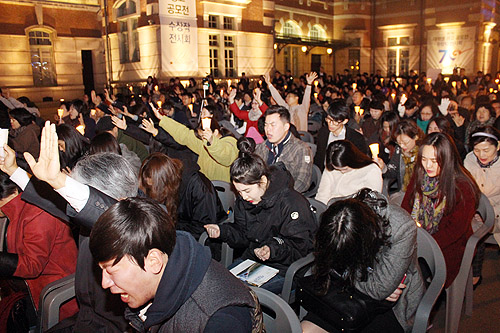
[250,286,302,333]
[37,274,76,332]
[445,193,495,333]
[412,228,446,333]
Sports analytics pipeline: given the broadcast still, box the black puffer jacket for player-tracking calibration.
[219,165,317,275]
[177,160,227,239]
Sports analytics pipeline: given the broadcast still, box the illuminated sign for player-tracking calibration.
[426,27,476,74]
[159,0,198,75]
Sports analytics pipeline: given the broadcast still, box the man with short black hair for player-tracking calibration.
[314,99,368,172]
[255,106,313,192]
[90,197,261,332]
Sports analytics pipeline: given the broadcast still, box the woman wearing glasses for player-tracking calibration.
[375,119,424,204]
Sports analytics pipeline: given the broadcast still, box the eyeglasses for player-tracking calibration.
[397,138,413,147]
[326,117,342,125]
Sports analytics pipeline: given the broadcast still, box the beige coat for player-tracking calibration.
[315,162,383,205]
[464,152,500,245]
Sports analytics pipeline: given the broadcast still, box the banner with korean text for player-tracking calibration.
[426,27,476,75]
[159,0,198,76]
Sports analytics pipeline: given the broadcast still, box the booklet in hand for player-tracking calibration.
[229,259,279,287]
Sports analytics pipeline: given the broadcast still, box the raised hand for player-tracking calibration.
[306,72,318,85]
[0,144,18,176]
[264,72,271,84]
[141,118,159,136]
[111,115,127,130]
[253,88,262,103]
[24,121,66,189]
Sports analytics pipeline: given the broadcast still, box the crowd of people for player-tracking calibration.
[0,65,499,332]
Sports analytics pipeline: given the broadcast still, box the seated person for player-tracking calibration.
[361,100,384,143]
[0,168,78,321]
[204,137,317,294]
[5,122,261,332]
[139,152,227,239]
[301,189,424,333]
[155,105,238,183]
[89,197,262,332]
[402,132,480,288]
[375,119,423,203]
[314,99,368,172]
[315,140,382,205]
[254,106,313,193]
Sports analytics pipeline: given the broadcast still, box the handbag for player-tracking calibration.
[297,274,395,332]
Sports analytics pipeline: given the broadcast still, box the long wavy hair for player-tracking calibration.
[139,153,183,219]
[313,188,391,295]
[407,132,480,214]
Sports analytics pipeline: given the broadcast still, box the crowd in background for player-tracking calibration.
[0,64,499,332]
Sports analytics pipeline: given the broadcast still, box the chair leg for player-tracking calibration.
[445,284,465,333]
[464,269,474,316]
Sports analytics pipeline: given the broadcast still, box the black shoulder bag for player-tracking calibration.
[297,274,395,332]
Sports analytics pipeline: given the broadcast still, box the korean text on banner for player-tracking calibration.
[159,0,198,76]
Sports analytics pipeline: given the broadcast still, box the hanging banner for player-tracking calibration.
[426,27,476,75]
[159,0,198,76]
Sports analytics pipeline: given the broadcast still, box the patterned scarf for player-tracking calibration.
[476,154,499,169]
[411,174,446,234]
[402,146,419,192]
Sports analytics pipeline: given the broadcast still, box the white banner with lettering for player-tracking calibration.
[159,0,198,76]
[426,27,476,75]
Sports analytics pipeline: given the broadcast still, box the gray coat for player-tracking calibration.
[354,193,425,332]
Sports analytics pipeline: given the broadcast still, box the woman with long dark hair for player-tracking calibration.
[301,189,424,333]
[139,152,226,239]
[204,137,317,293]
[315,140,382,205]
[402,132,480,287]
[56,123,89,171]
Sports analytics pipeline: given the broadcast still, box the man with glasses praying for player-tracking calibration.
[314,99,369,171]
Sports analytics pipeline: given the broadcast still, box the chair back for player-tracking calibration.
[298,131,314,144]
[444,193,495,333]
[307,198,327,224]
[412,228,446,333]
[250,287,302,333]
[38,274,76,332]
[302,164,322,198]
[211,180,236,214]
[0,217,7,251]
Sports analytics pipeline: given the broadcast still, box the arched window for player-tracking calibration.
[282,21,301,37]
[115,0,140,63]
[309,25,326,40]
[27,28,57,86]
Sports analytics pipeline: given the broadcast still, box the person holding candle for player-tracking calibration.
[375,119,424,203]
[402,132,480,288]
[228,87,267,141]
[315,140,382,205]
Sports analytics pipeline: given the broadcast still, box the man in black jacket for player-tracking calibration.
[314,99,369,171]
